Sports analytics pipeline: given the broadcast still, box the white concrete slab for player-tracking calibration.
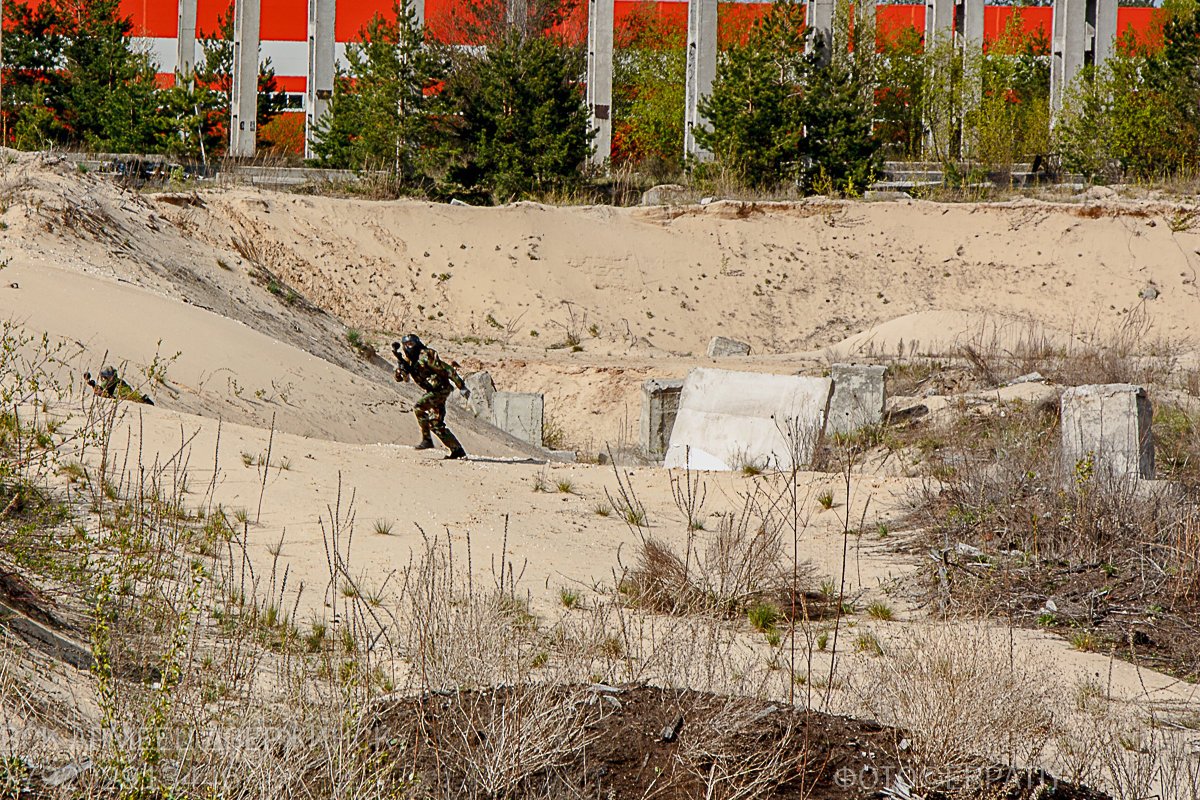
[664,368,832,471]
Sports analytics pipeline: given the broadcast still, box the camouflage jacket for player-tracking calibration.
[94,375,151,404]
[398,348,465,394]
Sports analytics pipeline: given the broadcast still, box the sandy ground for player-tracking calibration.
[4,149,1200,766]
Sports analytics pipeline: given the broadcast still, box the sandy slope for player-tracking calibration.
[7,150,1200,447]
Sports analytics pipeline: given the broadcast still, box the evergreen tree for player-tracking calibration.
[802,59,880,192]
[1,0,67,148]
[312,1,446,183]
[438,31,592,202]
[695,2,809,187]
[55,0,163,151]
[697,2,878,191]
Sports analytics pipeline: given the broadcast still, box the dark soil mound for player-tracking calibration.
[366,683,1110,800]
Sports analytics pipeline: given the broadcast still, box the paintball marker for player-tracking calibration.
[391,342,411,383]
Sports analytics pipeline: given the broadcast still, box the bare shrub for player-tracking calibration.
[856,624,1059,791]
[912,398,1196,568]
[952,307,1184,389]
[405,686,601,799]
[677,700,814,800]
[399,530,537,689]
[622,506,819,620]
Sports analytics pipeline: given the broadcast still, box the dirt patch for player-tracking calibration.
[365,684,1108,799]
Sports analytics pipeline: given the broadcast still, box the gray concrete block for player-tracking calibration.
[641,184,687,206]
[464,371,496,419]
[493,391,544,446]
[707,336,751,357]
[1061,384,1154,481]
[640,378,684,459]
[828,363,887,436]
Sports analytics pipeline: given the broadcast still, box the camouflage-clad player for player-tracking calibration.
[85,366,154,405]
[392,334,470,460]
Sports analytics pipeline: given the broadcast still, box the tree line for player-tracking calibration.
[2,0,1199,203]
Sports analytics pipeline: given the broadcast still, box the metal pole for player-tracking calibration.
[305,0,336,159]
[230,0,261,158]
[586,0,614,166]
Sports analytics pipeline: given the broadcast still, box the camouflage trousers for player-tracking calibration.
[414,389,463,452]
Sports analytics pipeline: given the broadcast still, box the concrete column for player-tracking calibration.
[683,0,718,162]
[230,0,261,158]
[1051,0,1088,122]
[1061,384,1154,481]
[507,0,528,31]
[177,0,198,79]
[806,0,835,63]
[412,0,425,28]
[640,379,684,459]
[828,364,887,436]
[1093,0,1119,67]
[961,0,984,140]
[925,0,955,47]
[305,0,336,159]
[586,0,614,166]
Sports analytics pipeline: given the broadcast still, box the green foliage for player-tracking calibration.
[313,1,446,183]
[967,14,1051,167]
[1057,0,1200,179]
[612,4,686,175]
[438,32,593,202]
[874,27,927,159]
[2,0,161,151]
[0,0,283,156]
[747,601,780,633]
[697,2,879,191]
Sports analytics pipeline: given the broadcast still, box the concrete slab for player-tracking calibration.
[707,336,751,357]
[640,378,684,459]
[1061,384,1154,481]
[828,363,887,436]
[664,368,832,471]
[493,391,544,447]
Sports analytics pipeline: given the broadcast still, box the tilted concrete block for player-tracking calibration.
[1061,384,1154,481]
[828,363,887,436]
[640,378,684,459]
[664,368,832,471]
[706,336,751,357]
[465,371,496,418]
[493,391,544,447]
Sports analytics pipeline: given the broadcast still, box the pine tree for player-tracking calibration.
[438,31,592,202]
[313,1,446,183]
[0,0,67,148]
[697,2,879,192]
[55,0,163,151]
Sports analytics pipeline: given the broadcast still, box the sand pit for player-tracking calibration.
[3,150,1200,797]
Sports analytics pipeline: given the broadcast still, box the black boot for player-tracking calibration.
[414,437,435,450]
[444,447,467,460]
